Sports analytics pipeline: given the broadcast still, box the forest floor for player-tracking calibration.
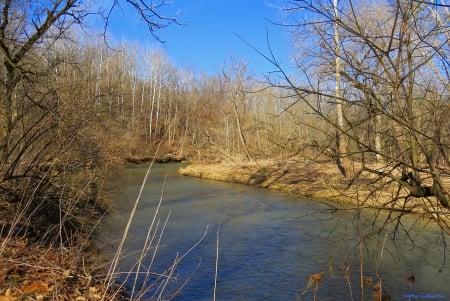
[0,236,119,301]
[0,194,122,299]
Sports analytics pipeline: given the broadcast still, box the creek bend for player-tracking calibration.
[97,164,450,300]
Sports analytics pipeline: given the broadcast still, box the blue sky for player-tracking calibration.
[103,0,293,76]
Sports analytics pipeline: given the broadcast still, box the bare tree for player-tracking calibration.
[333,0,349,177]
[272,0,449,219]
[105,0,181,42]
[224,61,255,162]
[0,0,180,241]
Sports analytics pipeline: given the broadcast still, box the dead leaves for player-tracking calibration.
[0,237,112,300]
[0,269,8,286]
[21,280,50,294]
[0,289,14,301]
[301,272,324,298]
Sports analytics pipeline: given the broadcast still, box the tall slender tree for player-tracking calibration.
[275,0,449,216]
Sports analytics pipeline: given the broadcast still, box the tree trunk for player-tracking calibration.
[334,0,348,176]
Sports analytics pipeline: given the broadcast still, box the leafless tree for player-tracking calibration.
[271,0,449,224]
[223,61,255,162]
[0,0,180,241]
[105,0,181,42]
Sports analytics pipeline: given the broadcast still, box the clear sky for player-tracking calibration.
[103,0,293,76]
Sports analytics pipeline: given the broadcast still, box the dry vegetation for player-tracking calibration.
[0,237,119,301]
[179,158,450,217]
[0,0,448,300]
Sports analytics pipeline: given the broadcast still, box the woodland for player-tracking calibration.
[0,0,449,300]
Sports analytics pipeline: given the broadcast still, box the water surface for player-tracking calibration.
[97,164,450,300]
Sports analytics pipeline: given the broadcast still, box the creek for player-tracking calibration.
[97,164,450,300]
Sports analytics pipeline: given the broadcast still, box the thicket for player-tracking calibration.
[270,0,450,234]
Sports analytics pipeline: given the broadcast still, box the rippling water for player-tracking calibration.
[97,164,450,300]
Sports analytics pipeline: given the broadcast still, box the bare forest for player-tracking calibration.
[0,0,449,300]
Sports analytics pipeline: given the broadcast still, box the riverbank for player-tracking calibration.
[179,159,348,200]
[0,225,125,300]
[0,236,120,301]
[178,159,450,213]
[0,149,184,301]
[0,177,123,300]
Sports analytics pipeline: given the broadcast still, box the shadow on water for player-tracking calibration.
[97,164,450,301]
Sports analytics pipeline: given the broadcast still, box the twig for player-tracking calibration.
[102,157,156,299]
[213,222,220,301]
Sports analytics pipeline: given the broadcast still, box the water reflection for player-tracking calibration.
[97,164,450,300]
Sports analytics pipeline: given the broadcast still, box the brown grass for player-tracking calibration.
[179,160,372,202]
[178,159,450,214]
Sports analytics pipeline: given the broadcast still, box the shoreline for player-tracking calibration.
[0,155,181,300]
[178,160,449,214]
[178,160,373,204]
[1,159,447,300]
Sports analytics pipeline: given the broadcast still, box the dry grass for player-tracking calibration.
[300,272,324,301]
[178,160,371,202]
[178,159,450,215]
